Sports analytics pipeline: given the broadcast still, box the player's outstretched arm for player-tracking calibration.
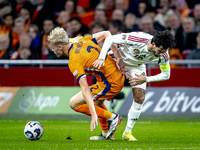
[79,77,98,131]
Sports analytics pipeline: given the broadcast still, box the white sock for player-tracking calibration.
[124,101,142,133]
[102,131,107,137]
[107,113,116,121]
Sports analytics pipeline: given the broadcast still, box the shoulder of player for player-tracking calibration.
[159,52,170,63]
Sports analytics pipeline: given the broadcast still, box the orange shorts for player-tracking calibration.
[90,75,125,101]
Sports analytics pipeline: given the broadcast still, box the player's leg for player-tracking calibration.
[90,102,115,140]
[70,91,121,139]
[70,91,115,120]
[123,87,145,141]
[122,65,146,141]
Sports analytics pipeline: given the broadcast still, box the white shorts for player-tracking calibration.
[125,65,147,90]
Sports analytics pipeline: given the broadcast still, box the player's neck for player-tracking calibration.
[62,43,71,56]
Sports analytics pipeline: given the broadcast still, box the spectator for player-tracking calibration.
[123,13,139,32]
[193,3,200,31]
[0,14,13,35]
[9,33,34,59]
[175,0,190,19]
[64,0,78,19]
[170,0,176,9]
[69,17,88,37]
[0,34,10,59]
[90,21,105,47]
[175,16,198,52]
[37,17,56,59]
[138,0,150,18]
[111,9,124,22]
[12,0,27,17]
[66,21,73,37]
[139,16,154,35]
[186,32,200,63]
[115,0,127,11]
[166,14,181,36]
[0,0,12,17]
[96,0,114,21]
[26,24,40,49]
[31,0,53,31]
[57,11,70,29]
[154,0,174,28]
[108,20,123,35]
[94,9,107,25]
[18,46,35,60]
[144,6,157,21]
[19,8,32,31]
[76,0,95,26]
[10,17,26,49]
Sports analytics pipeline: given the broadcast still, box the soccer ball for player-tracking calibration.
[24,121,44,140]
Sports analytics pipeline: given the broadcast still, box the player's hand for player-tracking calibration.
[116,58,127,74]
[90,114,98,132]
[92,58,105,69]
[128,74,146,86]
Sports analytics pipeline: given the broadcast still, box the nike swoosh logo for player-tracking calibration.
[0,93,13,107]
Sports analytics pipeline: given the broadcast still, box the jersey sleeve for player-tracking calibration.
[69,61,86,82]
[146,52,170,82]
[158,52,170,72]
[83,35,98,45]
[99,33,127,59]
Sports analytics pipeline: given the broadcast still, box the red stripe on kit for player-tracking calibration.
[128,35,148,43]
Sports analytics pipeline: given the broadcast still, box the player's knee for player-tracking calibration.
[134,96,145,104]
[69,98,76,109]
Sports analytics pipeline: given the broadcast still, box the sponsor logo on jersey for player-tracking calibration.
[73,70,78,76]
[122,34,127,40]
[134,49,140,54]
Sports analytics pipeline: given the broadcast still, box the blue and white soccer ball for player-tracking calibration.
[24,121,44,140]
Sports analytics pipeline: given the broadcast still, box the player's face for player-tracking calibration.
[152,45,167,57]
[49,43,63,57]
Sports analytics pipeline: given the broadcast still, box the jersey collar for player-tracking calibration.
[68,44,73,54]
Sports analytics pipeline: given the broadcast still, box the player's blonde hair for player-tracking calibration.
[47,27,69,45]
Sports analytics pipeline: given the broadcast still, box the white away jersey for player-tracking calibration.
[113,32,169,67]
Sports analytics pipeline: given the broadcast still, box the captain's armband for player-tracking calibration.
[159,64,170,71]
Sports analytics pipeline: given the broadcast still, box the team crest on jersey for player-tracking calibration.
[148,57,154,61]
[75,41,83,54]
[134,49,140,54]
[122,34,127,40]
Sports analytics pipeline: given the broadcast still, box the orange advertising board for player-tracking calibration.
[0,87,19,113]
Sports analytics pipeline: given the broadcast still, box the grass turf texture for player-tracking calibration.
[0,117,200,150]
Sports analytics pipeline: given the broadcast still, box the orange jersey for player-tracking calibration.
[68,35,125,101]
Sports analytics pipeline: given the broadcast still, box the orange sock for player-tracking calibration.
[99,103,108,133]
[73,103,113,120]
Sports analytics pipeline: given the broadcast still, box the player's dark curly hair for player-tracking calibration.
[151,30,176,50]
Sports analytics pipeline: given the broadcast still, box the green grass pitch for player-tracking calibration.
[0,115,200,150]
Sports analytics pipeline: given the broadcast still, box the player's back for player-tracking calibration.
[68,35,122,84]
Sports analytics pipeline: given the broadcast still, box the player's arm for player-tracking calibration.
[92,33,125,69]
[146,63,170,82]
[79,76,98,131]
[93,31,121,59]
[129,61,170,86]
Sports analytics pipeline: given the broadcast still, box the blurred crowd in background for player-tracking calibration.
[0,0,200,67]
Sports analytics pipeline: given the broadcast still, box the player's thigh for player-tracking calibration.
[132,87,146,104]
[126,65,147,90]
[69,91,86,109]
[90,82,121,102]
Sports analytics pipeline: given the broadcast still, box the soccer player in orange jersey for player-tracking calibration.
[47,27,125,140]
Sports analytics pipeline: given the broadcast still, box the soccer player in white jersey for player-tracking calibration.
[92,30,176,141]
